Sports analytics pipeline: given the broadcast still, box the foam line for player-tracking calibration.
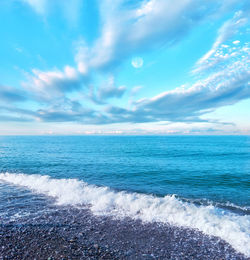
[0,172,249,257]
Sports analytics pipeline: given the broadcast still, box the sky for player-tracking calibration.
[0,0,249,135]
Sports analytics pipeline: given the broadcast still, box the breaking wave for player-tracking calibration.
[0,172,249,257]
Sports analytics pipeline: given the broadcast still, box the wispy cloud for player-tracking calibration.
[104,55,250,124]
[21,0,83,26]
[78,0,236,71]
[23,66,87,101]
[2,0,249,131]
[194,9,249,73]
[21,0,246,104]
[0,85,27,103]
[0,104,37,122]
[139,66,249,120]
[89,76,126,104]
[22,0,47,15]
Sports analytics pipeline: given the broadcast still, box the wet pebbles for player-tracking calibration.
[0,208,247,259]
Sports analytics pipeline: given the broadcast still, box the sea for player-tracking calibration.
[0,135,249,257]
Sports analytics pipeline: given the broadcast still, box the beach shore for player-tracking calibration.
[0,208,247,260]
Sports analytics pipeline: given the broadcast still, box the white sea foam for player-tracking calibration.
[0,172,249,257]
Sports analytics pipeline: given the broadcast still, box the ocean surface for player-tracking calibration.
[0,135,249,257]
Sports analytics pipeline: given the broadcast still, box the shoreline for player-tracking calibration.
[0,208,247,260]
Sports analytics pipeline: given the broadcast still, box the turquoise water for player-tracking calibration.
[0,135,249,207]
[0,135,249,256]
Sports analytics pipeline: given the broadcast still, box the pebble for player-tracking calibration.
[0,207,248,260]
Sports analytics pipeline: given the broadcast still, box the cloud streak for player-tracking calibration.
[133,62,250,122]
[89,76,126,104]
[34,58,250,124]
[2,0,249,130]
[21,0,247,105]
[74,0,247,72]
[23,66,88,101]
[194,10,249,73]
[0,85,27,103]
[22,0,83,26]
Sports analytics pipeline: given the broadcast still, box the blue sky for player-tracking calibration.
[0,0,249,135]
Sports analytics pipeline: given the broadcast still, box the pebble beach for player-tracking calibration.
[0,208,247,260]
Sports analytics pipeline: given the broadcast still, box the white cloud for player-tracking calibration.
[131,54,250,123]
[195,11,248,72]
[74,40,90,75]
[233,40,240,45]
[193,42,249,75]
[12,0,249,128]
[77,0,242,71]
[23,66,84,101]
[90,76,127,104]
[131,57,144,68]
[23,0,249,106]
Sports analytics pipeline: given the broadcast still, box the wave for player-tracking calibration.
[181,198,250,215]
[0,172,249,257]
